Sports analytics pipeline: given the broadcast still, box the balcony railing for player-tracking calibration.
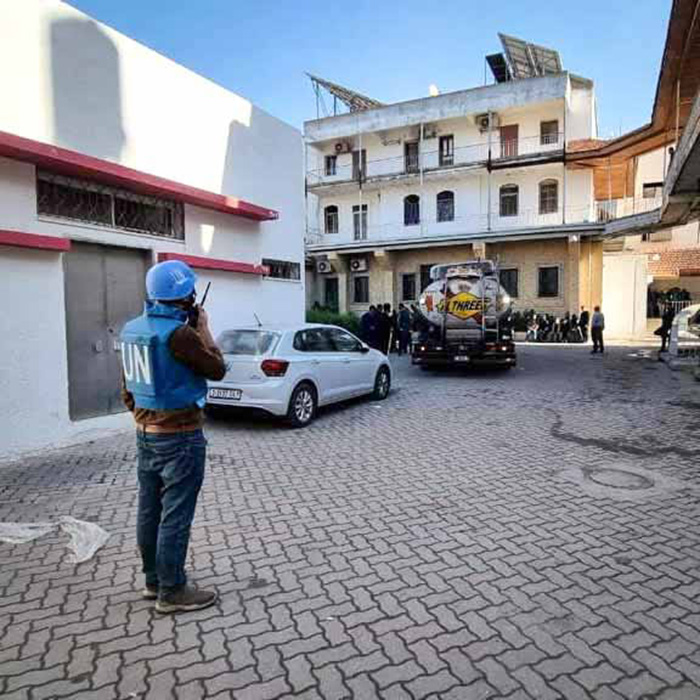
[594,196,662,222]
[307,133,564,187]
[305,204,595,247]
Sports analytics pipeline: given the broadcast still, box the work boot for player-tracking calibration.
[155,585,218,614]
[142,584,159,600]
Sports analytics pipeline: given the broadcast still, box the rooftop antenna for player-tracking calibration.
[253,312,263,328]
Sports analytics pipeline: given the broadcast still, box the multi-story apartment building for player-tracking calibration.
[304,36,608,319]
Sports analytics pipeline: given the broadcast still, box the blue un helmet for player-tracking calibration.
[146,260,197,301]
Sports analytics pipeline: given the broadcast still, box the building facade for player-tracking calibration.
[0,0,304,457]
[304,46,605,321]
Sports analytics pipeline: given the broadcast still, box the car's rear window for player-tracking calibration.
[217,330,279,355]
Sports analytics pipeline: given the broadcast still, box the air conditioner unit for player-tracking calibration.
[423,125,438,139]
[476,113,500,132]
[316,259,333,274]
[349,257,368,273]
[334,141,352,154]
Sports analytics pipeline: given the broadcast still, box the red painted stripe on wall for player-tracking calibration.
[0,130,279,222]
[0,229,71,252]
[158,252,269,276]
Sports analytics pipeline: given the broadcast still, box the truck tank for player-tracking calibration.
[417,260,511,339]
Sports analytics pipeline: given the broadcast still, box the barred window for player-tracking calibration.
[262,258,301,280]
[539,180,558,214]
[404,195,420,226]
[324,205,339,234]
[499,184,518,217]
[437,191,455,222]
[37,170,184,240]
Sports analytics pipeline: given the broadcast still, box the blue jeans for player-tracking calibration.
[136,430,206,590]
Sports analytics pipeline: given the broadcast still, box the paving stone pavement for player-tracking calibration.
[1,345,700,700]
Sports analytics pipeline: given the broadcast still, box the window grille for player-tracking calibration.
[437,191,455,222]
[37,170,184,240]
[404,195,420,225]
[499,185,519,217]
[324,205,339,234]
[262,258,301,280]
[539,180,558,214]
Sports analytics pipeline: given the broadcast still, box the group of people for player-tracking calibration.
[521,306,606,353]
[360,303,415,355]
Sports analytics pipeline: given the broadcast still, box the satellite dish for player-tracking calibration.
[429,84,440,97]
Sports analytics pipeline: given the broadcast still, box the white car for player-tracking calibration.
[206,324,391,427]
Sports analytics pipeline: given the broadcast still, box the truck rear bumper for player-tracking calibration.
[411,346,516,367]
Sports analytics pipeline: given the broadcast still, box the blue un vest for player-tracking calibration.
[120,302,208,411]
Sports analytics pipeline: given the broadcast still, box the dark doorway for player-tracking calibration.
[64,242,150,420]
[324,277,339,312]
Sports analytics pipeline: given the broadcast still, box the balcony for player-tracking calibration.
[307,134,564,190]
[305,203,596,250]
[594,195,663,222]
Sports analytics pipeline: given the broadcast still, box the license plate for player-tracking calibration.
[454,355,470,362]
[208,388,242,400]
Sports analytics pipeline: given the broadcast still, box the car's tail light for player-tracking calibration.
[261,359,289,377]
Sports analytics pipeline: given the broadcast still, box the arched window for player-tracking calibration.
[324,205,339,234]
[539,180,558,214]
[499,184,518,217]
[404,195,420,226]
[436,191,455,222]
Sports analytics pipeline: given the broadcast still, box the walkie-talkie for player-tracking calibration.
[189,282,211,328]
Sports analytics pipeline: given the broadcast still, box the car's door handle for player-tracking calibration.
[311,360,321,365]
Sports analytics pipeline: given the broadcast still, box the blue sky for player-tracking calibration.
[71,0,670,137]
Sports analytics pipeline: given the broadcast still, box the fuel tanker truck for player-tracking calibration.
[411,260,516,368]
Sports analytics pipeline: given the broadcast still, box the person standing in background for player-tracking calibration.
[579,306,590,343]
[590,305,605,354]
[397,303,412,356]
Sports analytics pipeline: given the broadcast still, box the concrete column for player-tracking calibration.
[371,249,395,306]
[567,234,580,313]
[578,238,603,312]
[472,241,487,260]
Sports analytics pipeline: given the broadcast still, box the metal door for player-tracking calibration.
[64,242,149,420]
[500,124,519,158]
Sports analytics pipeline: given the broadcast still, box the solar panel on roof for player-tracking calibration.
[486,53,510,83]
[498,33,562,80]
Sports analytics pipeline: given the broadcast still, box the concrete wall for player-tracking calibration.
[602,254,648,339]
[0,0,304,457]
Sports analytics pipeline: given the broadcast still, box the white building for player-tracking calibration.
[0,0,304,457]
[305,38,606,317]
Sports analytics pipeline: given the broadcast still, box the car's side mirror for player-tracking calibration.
[359,344,370,354]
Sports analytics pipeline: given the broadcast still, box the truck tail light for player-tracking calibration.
[261,359,289,377]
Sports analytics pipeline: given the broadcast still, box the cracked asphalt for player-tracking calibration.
[1,344,700,699]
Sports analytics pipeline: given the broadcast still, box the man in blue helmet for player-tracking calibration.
[120,260,225,613]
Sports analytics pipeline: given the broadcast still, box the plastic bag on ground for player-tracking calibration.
[0,517,110,563]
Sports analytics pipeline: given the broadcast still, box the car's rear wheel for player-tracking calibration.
[287,382,317,428]
[372,366,391,400]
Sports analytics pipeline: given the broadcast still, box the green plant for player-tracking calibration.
[306,308,361,335]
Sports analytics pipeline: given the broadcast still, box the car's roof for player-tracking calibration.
[218,323,346,333]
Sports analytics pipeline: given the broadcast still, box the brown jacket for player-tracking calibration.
[121,325,226,429]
